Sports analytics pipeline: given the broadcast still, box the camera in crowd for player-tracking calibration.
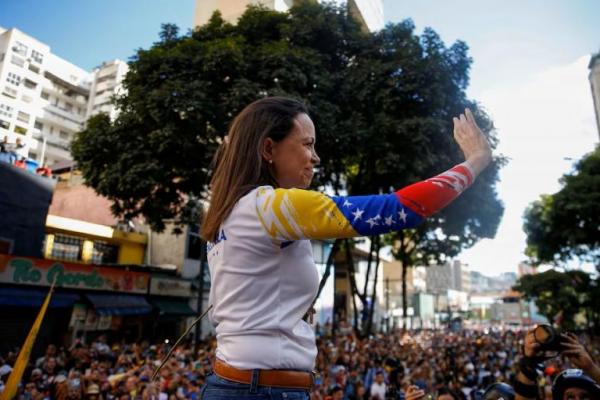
[533,324,565,353]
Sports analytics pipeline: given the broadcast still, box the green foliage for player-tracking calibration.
[72,1,503,244]
[513,269,596,330]
[523,145,600,265]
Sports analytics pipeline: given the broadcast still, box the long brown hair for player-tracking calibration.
[201,97,308,242]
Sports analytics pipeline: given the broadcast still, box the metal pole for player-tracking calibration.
[385,277,390,333]
[194,239,206,353]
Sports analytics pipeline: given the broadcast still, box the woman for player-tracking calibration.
[200,97,492,399]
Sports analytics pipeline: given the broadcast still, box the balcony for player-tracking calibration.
[39,106,84,133]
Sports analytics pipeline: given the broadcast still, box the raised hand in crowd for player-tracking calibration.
[560,333,600,383]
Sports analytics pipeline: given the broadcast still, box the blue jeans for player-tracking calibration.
[201,372,310,399]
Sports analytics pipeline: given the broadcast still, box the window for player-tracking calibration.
[23,79,37,89]
[17,111,30,123]
[0,119,9,130]
[10,55,25,67]
[0,103,13,118]
[34,120,43,130]
[91,241,118,264]
[14,125,27,135]
[59,130,69,139]
[41,91,49,100]
[2,87,17,99]
[64,102,73,112]
[12,41,28,57]
[50,234,83,261]
[29,152,37,160]
[21,94,33,103]
[31,50,43,64]
[6,72,21,86]
[28,64,40,74]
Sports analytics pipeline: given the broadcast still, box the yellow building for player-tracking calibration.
[43,171,146,266]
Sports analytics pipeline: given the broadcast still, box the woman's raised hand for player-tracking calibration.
[453,108,493,176]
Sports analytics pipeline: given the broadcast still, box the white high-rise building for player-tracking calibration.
[425,260,470,294]
[194,0,384,32]
[88,59,129,121]
[0,27,90,167]
[0,27,127,167]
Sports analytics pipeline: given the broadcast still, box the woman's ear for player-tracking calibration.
[262,137,275,163]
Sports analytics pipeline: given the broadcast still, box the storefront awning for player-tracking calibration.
[0,287,79,308]
[85,293,152,316]
[151,299,196,316]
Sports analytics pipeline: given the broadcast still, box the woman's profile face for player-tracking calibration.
[265,113,320,189]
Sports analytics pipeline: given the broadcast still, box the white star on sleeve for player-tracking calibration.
[366,217,380,228]
[343,199,353,208]
[385,215,395,226]
[351,208,364,222]
[398,208,408,224]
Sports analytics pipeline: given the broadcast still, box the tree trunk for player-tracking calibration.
[366,236,381,335]
[362,237,375,299]
[344,240,362,334]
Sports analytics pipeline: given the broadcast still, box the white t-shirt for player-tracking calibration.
[207,164,473,370]
[207,186,320,370]
[370,382,387,399]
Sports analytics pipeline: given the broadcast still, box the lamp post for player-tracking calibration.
[194,238,207,353]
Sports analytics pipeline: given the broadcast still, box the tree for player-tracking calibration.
[72,2,504,334]
[523,145,600,266]
[513,269,594,331]
[72,3,372,231]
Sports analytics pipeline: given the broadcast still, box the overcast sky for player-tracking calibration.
[2,0,599,275]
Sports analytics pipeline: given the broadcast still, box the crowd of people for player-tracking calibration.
[0,325,598,400]
[0,135,52,176]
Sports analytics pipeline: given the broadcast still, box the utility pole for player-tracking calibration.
[385,277,390,333]
[194,238,207,353]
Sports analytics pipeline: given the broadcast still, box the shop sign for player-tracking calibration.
[69,303,87,328]
[84,310,98,330]
[97,315,112,330]
[149,276,193,297]
[0,255,149,293]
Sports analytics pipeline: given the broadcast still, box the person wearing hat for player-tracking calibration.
[515,328,600,400]
[552,369,600,400]
[481,382,515,400]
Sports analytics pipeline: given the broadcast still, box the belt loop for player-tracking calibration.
[249,369,260,393]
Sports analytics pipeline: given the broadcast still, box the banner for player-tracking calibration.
[0,255,149,293]
[1,281,55,400]
[149,276,192,297]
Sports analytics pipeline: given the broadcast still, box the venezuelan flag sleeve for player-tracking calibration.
[255,161,474,242]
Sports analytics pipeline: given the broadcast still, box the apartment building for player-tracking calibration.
[88,59,129,121]
[425,259,470,294]
[0,27,126,167]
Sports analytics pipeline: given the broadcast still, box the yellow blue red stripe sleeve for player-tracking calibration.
[255,161,474,242]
